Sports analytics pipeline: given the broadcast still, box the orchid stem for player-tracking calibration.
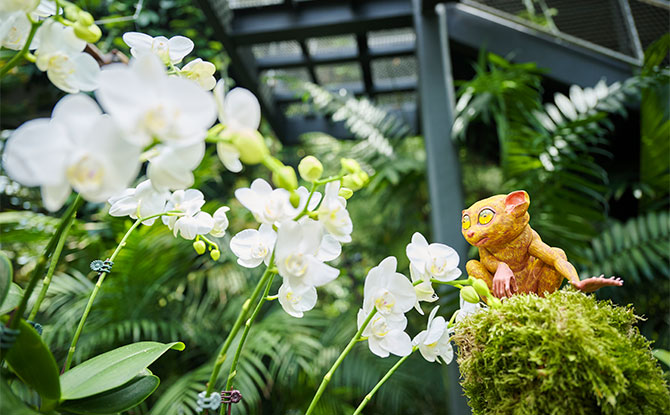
[305,308,378,415]
[28,212,77,321]
[353,349,415,415]
[205,255,276,395]
[221,268,276,413]
[62,211,171,372]
[0,18,41,79]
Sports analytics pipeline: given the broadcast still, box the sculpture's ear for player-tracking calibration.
[504,190,530,217]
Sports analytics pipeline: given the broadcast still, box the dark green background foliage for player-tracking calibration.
[453,290,670,415]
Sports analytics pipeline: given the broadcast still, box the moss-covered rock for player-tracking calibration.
[452,290,670,414]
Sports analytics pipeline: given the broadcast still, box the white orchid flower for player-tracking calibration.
[234,178,299,224]
[275,219,339,289]
[412,306,454,364]
[96,53,216,148]
[278,282,318,318]
[358,309,412,358]
[230,223,277,268]
[122,32,194,64]
[213,80,261,172]
[0,12,34,51]
[182,58,216,90]
[161,189,213,240]
[108,179,170,225]
[362,256,416,318]
[0,0,40,13]
[406,232,461,282]
[146,141,205,190]
[410,264,438,315]
[2,94,140,211]
[209,206,230,238]
[33,20,99,93]
[317,181,352,243]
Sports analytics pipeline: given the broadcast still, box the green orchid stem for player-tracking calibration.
[62,211,172,373]
[28,211,78,321]
[0,17,41,79]
[221,270,277,411]
[431,278,471,287]
[305,308,378,415]
[314,175,344,186]
[353,349,416,415]
[205,256,276,396]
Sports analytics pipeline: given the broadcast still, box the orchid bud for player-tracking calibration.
[489,297,502,308]
[461,286,480,304]
[64,4,80,21]
[77,11,95,26]
[289,190,301,208]
[193,240,206,255]
[340,158,361,174]
[272,165,298,191]
[224,129,269,165]
[210,249,221,261]
[73,21,102,43]
[472,278,491,298]
[298,156,323,182]
[338,187,353,199]
[342,171,368,191]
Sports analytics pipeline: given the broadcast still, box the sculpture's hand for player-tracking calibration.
[492,262,517,298]
[570,275,623,293]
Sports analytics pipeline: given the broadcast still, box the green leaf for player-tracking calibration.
[0,283,22,316]
[0,252,11,310]
[2,316,61,400]
[60,341,184,400]
[0,379,41,415]
[59,370,160,414]
[652,349,670,368]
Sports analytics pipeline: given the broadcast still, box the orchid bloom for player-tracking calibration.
[274,219,339,290]
[278,283,318,318]
[213,80,261,172]
[409,264,438,315]
[2,94,140,211]
[412,306,454,364]
[161,189,213,240]
[122,32,194,64]
[108,179,170,225]
[235,179,299,225]
[96,53,216,148]
[317,181,353,243]
[230,224,277,268]
[209,206,230,238]
[455,296,482,324]
[358,310,412,358]
[362,257,416,318]
[406,232,461,282]
[34,20,100,93]
[182,58,216,90]
[146,142,205,191]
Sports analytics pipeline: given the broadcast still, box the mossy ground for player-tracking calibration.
[453,289,670,415]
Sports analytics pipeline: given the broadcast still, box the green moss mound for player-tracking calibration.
[453,290,670,415]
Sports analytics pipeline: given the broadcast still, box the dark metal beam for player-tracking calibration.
[272,78,418,104]
[445,2,635,86]
[356,34,375,97]
[196,0,286,138]
[256,44,414,70]
[413,1,470,413]
[230,0,413,45]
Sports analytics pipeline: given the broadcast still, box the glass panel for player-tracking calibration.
[315,63,363,91]
[371,56,417,86]
[228,0,283,9]
[307,35,357,56]
[367,28,416,50]
[251,41,302,59]
[261,67,311,95]
[374,92,417,111]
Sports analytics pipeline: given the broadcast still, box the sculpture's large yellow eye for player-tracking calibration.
[462,214,471,230]
[478,208,495,225]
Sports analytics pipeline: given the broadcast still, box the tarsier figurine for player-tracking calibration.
[461,190,623,298]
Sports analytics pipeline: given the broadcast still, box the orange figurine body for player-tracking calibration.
[461,190,623,298]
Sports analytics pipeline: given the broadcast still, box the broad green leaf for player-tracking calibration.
[652,349,670,367]
[0,251,11,310]
[59,370,160,414]
[60,341,184,400]
[0,380,41,415]
[0,283,22,316]
[2,316,61,400]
